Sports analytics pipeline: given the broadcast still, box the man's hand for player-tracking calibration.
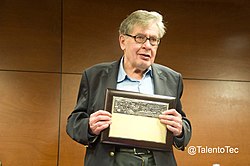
[159,109,183,137]
[89,110,112,135]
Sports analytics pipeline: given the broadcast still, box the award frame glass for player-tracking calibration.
[101,88,176,151]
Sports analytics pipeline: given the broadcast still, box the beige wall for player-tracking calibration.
[0,0,249,165]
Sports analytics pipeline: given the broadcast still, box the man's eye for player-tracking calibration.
[150,38,157,42]
[136,35,145,40]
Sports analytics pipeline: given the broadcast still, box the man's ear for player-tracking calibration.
[119,34,126,51]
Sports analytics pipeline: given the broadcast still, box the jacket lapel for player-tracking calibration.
[105,60,120,90]
[152,64,170,96]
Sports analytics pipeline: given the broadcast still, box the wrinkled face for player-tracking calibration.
[119,24,160,72]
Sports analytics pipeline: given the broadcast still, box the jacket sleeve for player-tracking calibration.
[173,74,192,151]
[66,71,97,146]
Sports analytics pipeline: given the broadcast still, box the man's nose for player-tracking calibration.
[142,39,152,48]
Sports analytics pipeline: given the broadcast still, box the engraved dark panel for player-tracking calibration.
[113,96,169,118]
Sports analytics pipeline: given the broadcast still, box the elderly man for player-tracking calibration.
[67,10,192,166]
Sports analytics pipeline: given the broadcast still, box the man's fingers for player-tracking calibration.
[91,120,112,128]
[89,110,112,124]
[90,121,111,135]
[167,125,180,135]
[90,115,111,124]
[90,110,112,118]
[162,109,180,116]
[159,109,183,136]
[89,110,112,135]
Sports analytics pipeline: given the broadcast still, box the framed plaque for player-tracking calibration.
[101,88,176,151]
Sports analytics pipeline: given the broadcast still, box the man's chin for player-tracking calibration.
[138,63,151,71]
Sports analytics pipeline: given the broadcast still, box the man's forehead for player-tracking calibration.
[131,25,159,37]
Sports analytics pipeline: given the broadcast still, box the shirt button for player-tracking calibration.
[110,151,115,157]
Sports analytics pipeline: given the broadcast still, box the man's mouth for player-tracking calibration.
[139,54,150,58]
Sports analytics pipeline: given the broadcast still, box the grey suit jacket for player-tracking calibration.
[66,59,192,166]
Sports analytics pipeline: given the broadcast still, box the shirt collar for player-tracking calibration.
[117,56,153,83]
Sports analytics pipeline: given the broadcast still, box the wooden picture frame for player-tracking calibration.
[101,88,176,151]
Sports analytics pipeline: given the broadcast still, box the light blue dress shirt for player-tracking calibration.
[116,57,154,95]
